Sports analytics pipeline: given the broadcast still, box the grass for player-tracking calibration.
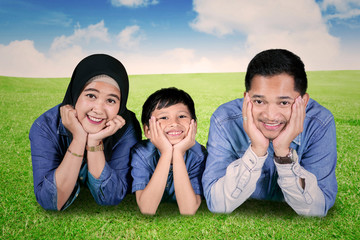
[0,70,359,239]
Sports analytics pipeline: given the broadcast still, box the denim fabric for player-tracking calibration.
[131,139,207,202]
[202,98,337,216]
[29,104,139,210]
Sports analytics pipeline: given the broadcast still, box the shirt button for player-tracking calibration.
[80,177,83,180]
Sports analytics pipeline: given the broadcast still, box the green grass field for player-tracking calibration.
[1,71,359,239]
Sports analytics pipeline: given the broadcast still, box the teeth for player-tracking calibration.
[167,131,182,136]
[88,116,102,122]
[265,123,280,126]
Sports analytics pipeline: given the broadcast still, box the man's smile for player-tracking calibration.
[259,119,286,132]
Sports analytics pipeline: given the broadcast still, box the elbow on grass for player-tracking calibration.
[139,207,157,215]
[179,202,201,215]
[179,208,198,215]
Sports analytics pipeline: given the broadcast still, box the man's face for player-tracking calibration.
[145,103,192,145]
[247,73,307,140]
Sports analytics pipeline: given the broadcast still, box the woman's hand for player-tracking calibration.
[87,115,126,146]
[60,105,87,141]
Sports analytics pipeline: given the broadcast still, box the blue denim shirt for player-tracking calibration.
[202,98,337,216]
[131,139,207,202]
[29,104,140,210]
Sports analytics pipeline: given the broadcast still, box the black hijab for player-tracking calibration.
[61,54,141,161]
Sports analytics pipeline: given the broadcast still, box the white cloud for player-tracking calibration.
[0,40,85,77]
[321,0,360,12]
[115,48,247,74]
[190,0,344,70]
[110,0,159,8]
[50,21,110,51]
[0,21,115,78]
[321,0,360,20]
[117,25,145,49]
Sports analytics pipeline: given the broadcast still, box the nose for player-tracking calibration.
[92,100,105,115]
[264,104,279,121]
[169,117,180,127]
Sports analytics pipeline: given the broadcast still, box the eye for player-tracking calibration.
[253,99,263,105]
[279,101,291,106]
[107,98,117,104]
[85,93,96,99]
[179,115,188,119]
[159,116,168,120]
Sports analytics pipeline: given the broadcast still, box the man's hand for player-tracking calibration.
[60,105,87,141]
[273,96,306,157]
[148,116,173,155]
[173,119,197,156]
[88,115,126,146]
[242,94,269,157]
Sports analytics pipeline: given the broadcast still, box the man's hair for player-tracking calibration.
[245,49,308,96]
[141,87,196,126]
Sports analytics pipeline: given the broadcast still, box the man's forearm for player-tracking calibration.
[209,146,268,213]
[275,161,326,216]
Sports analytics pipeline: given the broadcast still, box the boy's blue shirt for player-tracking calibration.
[131,139,207,202]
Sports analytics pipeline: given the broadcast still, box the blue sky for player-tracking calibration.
[0,0,359,77]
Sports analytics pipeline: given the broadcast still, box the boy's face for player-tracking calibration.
[144,103,192,145]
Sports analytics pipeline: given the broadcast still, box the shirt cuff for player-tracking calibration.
[132,183,147,193]
[241,145,268,170]
[87,162,112,189]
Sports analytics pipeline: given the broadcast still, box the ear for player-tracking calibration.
[144,124,151,139]
[302,93,310,107]
[243,92,247,98]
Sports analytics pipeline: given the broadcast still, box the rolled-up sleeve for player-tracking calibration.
[29,114,79,211]
[276,115,337,217]
[87,124,140,206]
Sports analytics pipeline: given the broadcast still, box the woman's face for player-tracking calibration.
[75,81,121,134]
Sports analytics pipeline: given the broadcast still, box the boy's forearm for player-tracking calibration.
[172,150,201,215]
[136,152,172,215]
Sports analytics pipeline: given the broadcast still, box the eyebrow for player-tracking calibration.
[156,110,190,115]
[251,94,294,100]
[84,88,120,100]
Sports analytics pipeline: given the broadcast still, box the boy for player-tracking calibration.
[131,87,206,215]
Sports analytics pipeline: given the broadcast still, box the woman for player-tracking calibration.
[29,54,141,210]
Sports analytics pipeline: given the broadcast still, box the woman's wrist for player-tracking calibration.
[86,140,104,152]
[87,136,102,147]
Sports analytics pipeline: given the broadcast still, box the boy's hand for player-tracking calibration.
[148,116,172,155]
[242,94,269,157]
[88,115,126,146]
[272,96,305,157]
[60,105,87,141]
[173,119,197,156]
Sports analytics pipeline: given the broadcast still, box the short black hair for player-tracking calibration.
[141,87,196,126]
[245,49,308,96]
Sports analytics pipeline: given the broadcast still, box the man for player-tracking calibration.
[202,49,337,216]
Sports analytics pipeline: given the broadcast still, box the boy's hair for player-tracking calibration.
[245,49,308,96]
[141,87,196,126]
